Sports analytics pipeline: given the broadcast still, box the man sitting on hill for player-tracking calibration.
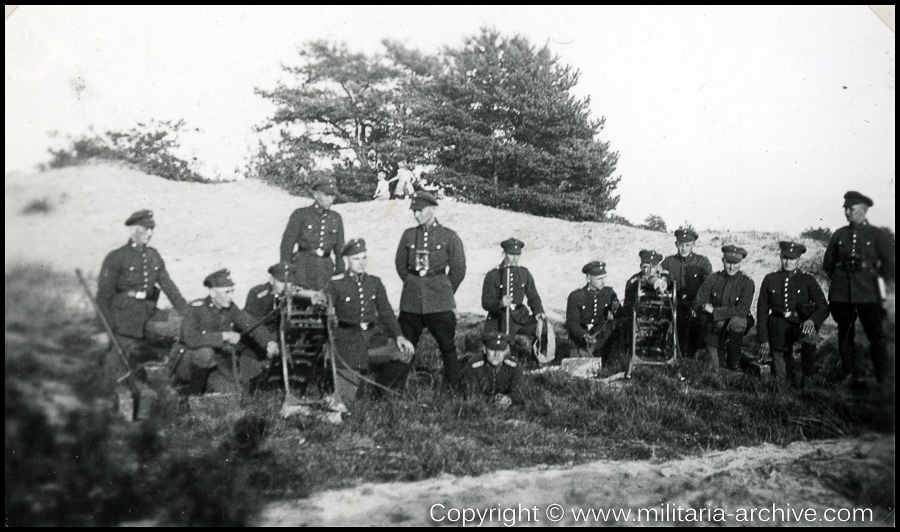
[566,261,624,360]
[757,242,829,387]
[481,238,550,365]
[171,269,278,395]
[694,245,755,372]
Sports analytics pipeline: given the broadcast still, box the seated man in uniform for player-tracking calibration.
[566,261,623,360]
[622,250,670,317]
[461,332,524,408]
[241,262,325,389]
[758,242,829,387]
[97,209,186,384]
[619,250,671,348]
[481,237,547,365]
[325,239,415,408]
[693,245,755,372]
[171,269,278,395]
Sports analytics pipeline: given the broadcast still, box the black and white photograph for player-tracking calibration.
[5,5,895,526]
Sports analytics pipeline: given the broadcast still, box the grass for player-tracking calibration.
[4,265,895,525]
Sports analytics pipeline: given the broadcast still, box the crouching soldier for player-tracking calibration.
[461,332,524,408]
[758,242,829,386]
[694,245,755,371]
[326,239,415,407]
[171,269,278,395]
[566,261,623,359]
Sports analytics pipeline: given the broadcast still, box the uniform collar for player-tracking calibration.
[207,295,232,310]
[419,219,439,230]
[849,220,869,228]
[349,271,366,281]
[128,239,147,249]
[585,283,602,293]
[500,260,517,269]
[313,201,328,212]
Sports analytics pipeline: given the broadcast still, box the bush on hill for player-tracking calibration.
[42,120,210,183]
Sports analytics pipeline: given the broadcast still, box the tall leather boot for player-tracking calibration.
[724,332,744,370]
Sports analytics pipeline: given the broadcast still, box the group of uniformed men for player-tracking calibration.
[98,182,893,410]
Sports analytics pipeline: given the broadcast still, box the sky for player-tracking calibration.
[5,6,895,233]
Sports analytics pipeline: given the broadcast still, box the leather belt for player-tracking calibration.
[338,321,376,331]
[120,290,148,299]
[409,269,444,277]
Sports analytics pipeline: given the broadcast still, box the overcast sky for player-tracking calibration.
[5,6,895,233]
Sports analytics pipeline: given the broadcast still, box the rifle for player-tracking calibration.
[75,268,133,383]
[324,294,343,406]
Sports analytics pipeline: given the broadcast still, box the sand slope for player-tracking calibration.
[5,163,820,320]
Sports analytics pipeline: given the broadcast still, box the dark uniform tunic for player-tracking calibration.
[757,269,829,383]
[172,297,275,392]
[325,272,403,372]
[694,271,755,369]
[280,203,345,289]
[461,358,524,406]
[395,219,466,314]
[239,283,283,382]
[660,253,712,356]
[395,219,466,387]
[757,270,829,350]
[566,285,620,352]
[481,263,544,336]
[244,283,281,333]
[823,221,894,381]
[98,240,186,339]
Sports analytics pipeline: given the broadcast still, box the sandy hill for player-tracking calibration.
[5,163,823,321]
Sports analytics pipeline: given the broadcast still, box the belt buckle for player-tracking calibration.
[360,322,370,331]
[418,270,427,277]
[315,249,325,257]
[135,291,147,299]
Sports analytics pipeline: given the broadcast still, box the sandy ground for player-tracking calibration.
[5,163,819,322]
[259,435,894,526]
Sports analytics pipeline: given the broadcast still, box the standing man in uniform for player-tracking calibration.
[481,238,546,362]
[660,228,712,358]
[566,261,623,359]
[694,245,755,372]
[280,176,345,290]
[97,209,186,382]
[171,269,278,395]
[758,242,829,387]
[461,332,524,408]
[326,239,415,405]
[823,191,894,383]
[395,191,466,390]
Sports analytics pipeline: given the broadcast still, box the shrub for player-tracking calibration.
[640,214,667,232]
[42,120,209,182]
[800,226,833,244]
[20,198,53,215]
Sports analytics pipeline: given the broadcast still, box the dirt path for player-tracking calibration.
[259,435,894,526]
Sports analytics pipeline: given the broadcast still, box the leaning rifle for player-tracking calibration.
[75,268,133,383]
